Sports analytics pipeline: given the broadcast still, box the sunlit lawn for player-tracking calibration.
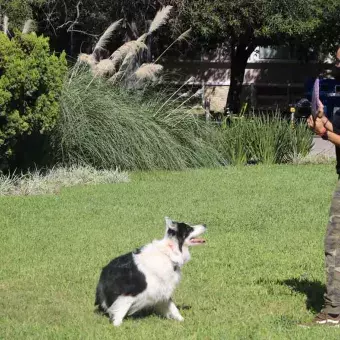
[1,164,340,339]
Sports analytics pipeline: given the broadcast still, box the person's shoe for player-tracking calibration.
[300,312,340,327]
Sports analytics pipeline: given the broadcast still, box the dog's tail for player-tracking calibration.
[94,282,107,310]
[94,290,106,314]
[94,283,101,306]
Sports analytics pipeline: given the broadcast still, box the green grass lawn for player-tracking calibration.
[2,164,340,339]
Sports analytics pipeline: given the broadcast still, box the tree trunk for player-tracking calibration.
[225,43,255,115]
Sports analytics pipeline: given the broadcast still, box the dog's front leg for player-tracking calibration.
[155,299,184,322]
[168,300,184,321]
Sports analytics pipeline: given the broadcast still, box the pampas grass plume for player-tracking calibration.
[22,19,34,34]
[135,63,163,80]
[94,19,123,51]
[148,6,173,34]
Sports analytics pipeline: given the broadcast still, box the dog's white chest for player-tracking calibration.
[144,264,181,300]
[131,247,182,311]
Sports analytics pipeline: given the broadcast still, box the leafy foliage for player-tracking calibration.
[0,0,43,29]
[0,32,67,168]
[169,0,334,113]
[216,115,313,166]
[9,0,338,113]
[172,0,332,49]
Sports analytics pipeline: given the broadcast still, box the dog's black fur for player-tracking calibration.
[95,250,147,309]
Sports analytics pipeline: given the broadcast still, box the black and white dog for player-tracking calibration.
[95,217,206,326]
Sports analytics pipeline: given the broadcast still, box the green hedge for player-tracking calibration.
[0,32,67,169]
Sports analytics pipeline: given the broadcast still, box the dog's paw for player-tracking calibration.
[175,315,184,322]
[113,319,123,327]
[168,314,184,322]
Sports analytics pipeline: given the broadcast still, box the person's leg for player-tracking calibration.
[324,180,340,315]
[302,181,340,326]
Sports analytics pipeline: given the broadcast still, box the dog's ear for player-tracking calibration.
[165,216,177,231]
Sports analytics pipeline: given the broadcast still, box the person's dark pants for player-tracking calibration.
[324,180,340,314]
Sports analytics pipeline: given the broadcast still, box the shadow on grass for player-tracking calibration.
[280,278,325,313]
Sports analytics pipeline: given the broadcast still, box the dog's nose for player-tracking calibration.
[202,224,207,228]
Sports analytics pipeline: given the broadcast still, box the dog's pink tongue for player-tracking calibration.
[191,238,206,244]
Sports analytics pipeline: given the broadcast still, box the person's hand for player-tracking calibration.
[314,117,326,134]
[317,99,325,118]
[307,115,326,135]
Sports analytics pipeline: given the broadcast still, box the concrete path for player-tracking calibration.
[310,136,336,157]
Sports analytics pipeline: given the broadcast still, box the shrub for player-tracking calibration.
[217,115,313,165]
[0,32,67,170]
[50,67,223,171]
[47,6,226,171]
[52,66,313,170]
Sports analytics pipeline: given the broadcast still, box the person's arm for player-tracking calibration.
[308,115,340,146]
[317,99,334,131]
[321,129,340,145]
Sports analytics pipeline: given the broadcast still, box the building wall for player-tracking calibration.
[164,46,334,112]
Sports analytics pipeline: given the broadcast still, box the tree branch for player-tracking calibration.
[67,29,98,38]
[66,0,81,32]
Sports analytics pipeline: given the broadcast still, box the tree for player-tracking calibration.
[31,0,166,56]
[294,0,340,57]
[4,0,339,114]
[170,0,338,114]
[0,0,44,29]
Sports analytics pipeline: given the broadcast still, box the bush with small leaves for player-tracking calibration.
[0,32,67,169]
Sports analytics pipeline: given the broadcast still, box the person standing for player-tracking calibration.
[306,46,340,325]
